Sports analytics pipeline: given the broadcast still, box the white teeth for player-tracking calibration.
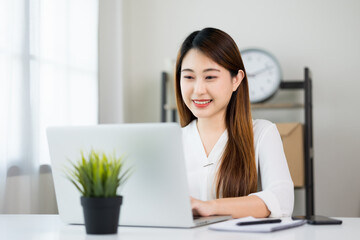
[194,100,211,104]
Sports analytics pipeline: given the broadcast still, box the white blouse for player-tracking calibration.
[182,119,294,218]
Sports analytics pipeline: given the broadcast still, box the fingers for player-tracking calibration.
[190,197,197,208]
[190,197,200,215]
[190,197,210,217]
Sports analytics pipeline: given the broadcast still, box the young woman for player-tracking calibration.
[175,28,294,218]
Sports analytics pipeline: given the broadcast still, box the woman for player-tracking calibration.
[175,28,294,218]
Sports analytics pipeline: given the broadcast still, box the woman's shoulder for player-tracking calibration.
[252,118,275,130]
[181,119,277,141]
[252,119,277,142]
[181,120,197,137]
[182,119,196,130]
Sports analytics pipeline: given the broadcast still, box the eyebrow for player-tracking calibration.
[181,68,221,73]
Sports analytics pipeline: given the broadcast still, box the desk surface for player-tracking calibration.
[1,215,359,240]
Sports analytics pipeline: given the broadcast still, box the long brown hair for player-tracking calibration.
[175,28,257,198]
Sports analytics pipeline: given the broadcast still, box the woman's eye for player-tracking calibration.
[205,76,217,80]
[183,76,194,79]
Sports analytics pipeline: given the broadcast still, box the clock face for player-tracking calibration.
[241,49,282,103]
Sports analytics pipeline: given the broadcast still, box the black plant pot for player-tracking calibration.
[81,196,123,234]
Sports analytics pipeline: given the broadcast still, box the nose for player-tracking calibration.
[194,79,206,95]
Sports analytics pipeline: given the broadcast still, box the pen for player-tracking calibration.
[236,219,282,226]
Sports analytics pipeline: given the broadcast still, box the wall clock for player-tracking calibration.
[241,48,282,103]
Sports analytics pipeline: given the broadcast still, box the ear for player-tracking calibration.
[232,70,245,92]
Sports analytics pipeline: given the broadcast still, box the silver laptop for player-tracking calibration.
[47,123,231,228]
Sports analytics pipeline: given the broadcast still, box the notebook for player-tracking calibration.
[209,216,306,233]
[47,123,231,228]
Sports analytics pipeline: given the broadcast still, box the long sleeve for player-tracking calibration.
[250,122,294,217]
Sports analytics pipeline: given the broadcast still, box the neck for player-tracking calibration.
[196,113,226,136]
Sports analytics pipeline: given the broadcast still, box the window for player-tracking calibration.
[0,0,98,169]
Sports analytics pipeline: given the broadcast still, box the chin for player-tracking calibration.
[190,110,213,119]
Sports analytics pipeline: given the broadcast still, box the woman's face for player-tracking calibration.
[180,49,242,122]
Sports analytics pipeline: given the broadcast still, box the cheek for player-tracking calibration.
[180,81,192,100]
[215,82,234,101]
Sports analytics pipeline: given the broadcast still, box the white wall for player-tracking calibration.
[98,0,124,123]
[116,0,360,217]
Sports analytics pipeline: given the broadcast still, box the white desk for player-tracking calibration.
[1,215,359,240]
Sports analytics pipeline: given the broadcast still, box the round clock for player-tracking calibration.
[241,48,282,103]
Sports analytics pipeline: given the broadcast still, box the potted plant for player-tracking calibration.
[65,149,131,234]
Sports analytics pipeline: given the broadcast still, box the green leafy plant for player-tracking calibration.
[65,149,131,198]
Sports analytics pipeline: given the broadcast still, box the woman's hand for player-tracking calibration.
[190,197,217,217]
[190,195,270,218]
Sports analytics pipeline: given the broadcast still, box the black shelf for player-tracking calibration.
[161,67,314,218]
[278,67,314,218]
[161,72,177,122]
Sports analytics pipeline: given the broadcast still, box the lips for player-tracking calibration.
[192,99,212,108]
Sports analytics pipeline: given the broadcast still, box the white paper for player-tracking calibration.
[208,217,306,233]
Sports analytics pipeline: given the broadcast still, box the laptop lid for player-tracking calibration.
[47,123,197,228]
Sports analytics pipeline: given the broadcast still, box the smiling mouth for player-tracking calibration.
[193,100,212,104]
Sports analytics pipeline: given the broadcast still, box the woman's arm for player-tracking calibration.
[191,195,270,218]
[191,122,294,219]
[251,123,294,217]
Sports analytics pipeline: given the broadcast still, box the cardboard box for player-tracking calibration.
[276,123,304,187]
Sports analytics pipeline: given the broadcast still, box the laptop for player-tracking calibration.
[47,123,231,228]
